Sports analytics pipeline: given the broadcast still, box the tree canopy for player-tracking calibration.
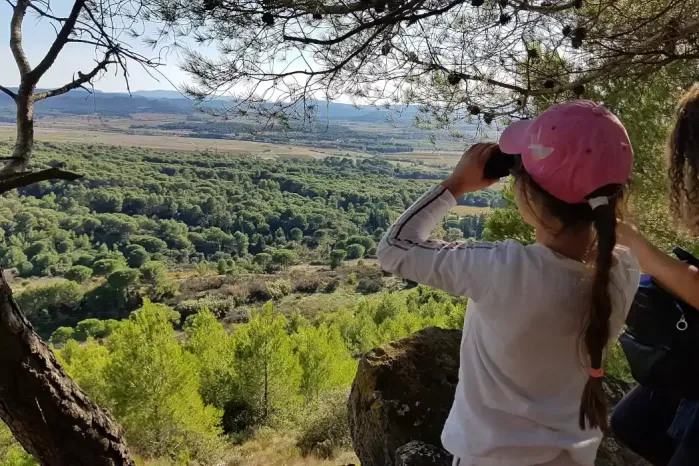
[151,0,699,126]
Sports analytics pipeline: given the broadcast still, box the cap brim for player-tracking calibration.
[499,119,532,155]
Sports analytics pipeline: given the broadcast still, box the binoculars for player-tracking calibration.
[483,148,517,180]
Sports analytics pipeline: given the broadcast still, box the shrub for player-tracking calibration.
[253,253,272,272]
[346,273,357,285]
[346,235,376,252]
[294,276,322,293]
[356,277,383,295]
[127,247,150,268]
[49,326,75,347]
[271,249,297,269]
[144,279,180,302]
[32,252,59,276]
[266,279,292,300]
[103,319,121,337]
[107,268,140,290]
[329,249,347,269]
[176,296,239,319]
[16,281,84,318]
[65,265,93,283]
[290,227,303,241]
[297,391,352,459]
[346,244,365,260]
[220,283,250,304]
[17,261,34,277]
[247,280,272,302]
[73,253,95,268]
[93,259,123,276]
[75,318,107,341]
[140,261,166,283]
[0,246,26,269]
[323,279,340,293]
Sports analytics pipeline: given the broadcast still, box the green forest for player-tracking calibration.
[0,140,499,341]
[4,284,468,465]
[0,138,504,465]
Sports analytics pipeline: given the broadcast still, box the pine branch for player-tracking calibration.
[34,51,116,101]
[0,166,82,194]
[0,86,16,100]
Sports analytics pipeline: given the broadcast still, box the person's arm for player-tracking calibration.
[618,222,699,310]
[377,144,505,300]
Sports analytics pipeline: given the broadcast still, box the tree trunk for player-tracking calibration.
[8,85,34,174]
[0,271,135,466]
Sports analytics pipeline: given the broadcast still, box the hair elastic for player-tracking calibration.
[588,196,609,210]
[588,367,605,378]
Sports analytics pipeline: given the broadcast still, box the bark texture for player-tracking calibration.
[0,272,135,466]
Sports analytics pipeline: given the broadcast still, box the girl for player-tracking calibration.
[377,100,641,466]
[610,85,699,466]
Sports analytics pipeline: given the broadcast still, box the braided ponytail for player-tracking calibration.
[578,189,620,432]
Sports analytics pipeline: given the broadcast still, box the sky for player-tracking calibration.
[0,0,192,93]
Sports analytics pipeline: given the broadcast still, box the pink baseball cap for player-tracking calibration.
[498,100,633,204]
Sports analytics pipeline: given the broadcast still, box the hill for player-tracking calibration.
[0,87,426,125]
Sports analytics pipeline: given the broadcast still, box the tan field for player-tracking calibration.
[451,205,491,216]
[0,123,366,160]
[0,116,498,170]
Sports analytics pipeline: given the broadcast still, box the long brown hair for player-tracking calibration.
[513,164,624,432]
[669,84,699,231]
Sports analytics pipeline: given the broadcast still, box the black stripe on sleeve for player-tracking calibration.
[392,186,448,241]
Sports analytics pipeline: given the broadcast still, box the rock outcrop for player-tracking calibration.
[395,441,452,466]
[348,327,651,466]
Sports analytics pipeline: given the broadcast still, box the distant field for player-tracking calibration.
[386,151,463,167]
[0,114,496,165]
[451,205,491,216]
[0,125,365,159]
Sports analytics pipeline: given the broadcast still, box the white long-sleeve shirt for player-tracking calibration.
[377,185,641,466]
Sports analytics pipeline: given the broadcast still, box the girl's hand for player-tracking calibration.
[441,143,499,198]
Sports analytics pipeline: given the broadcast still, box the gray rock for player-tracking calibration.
[348,326,651,466]
[395,441,452,466]
[348,327,460,466]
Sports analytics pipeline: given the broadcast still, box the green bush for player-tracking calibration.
[176,296,239,319]
[346,244,365,260]
[329,249,347,269]
[75,318,107,341]
[266,279,293,300]
[293,276,322,293]
[140,261,167,283]
[65,265,93,283]
[0,246,27,269]
[16,281,84,319]
[127,247,150,268]
[356,277,383,294]
[107,268,140,290]
[0,421,36,466]
[93,259,123,276]
[297,391,352,459]
[17,261,34,277]
[323,279,340,293]
[347,235,376,252]
[247,281,273,302]
[49,326,75,347]
[271,249,297,269]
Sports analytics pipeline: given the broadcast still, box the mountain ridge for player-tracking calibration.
[0,87,420,124]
